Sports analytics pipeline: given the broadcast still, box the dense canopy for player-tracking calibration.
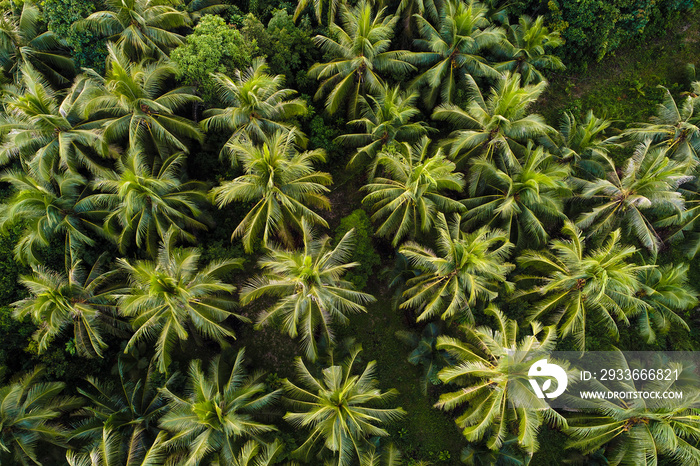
[0,0,698,464]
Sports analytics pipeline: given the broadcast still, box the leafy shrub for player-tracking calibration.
[0,307,33,373]
[241,10,317,90]
[514,0,694,65]
[171,14,257,103]
[0,224,25,305]
[41,0,107,72]
[334,209,380,290]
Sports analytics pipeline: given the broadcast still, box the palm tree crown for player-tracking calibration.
[0,2,75,84]
[494,15,565,84]
[77,0,188,60]
[159,349,281,465]
[408,0,503,105]
[117,229,247,372]
[400,212,514,322]
[91,150,210,257]
[309,0,414,117]
[12,254,122,358]
[435,306,566,454]
[433,72,552,169]
[541,110,620,178]
[576,140,692,253]
[0,366,81,465]
[516,222,651,349]
[635,260,697,343]
[240,221,375,361]
[337,84,432,173]
[201,57,308,157]
[210,130,332,253]
[463,143,571,247]
[565,351,700,465]
[84,44,202,158]
[283,345,406,465]
[624,86,700,163]
[0,65,111,180]
[362,137,465,246]
[0,168,105,265]
[66,428,168,466]
[70,358,175,466]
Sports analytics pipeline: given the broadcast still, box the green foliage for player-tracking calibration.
[40,0,107,72]
[116,228,247,372]
[241,220,375,361]
[305,109,342,160]
[0,306,34,373]
[0,0,697,463]
[209,129,330,252]
[283,345,406,465]
[159,348,281,464]
[515,0,694,65]
[0,223,25,305]
[171,14,257,103]
[333,209,380,290]
[266,10,316,88]
[0,366,81,465]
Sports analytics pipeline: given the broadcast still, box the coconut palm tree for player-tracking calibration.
[515,222,650,349]
[66,429,169,466]
[540,110,619,178]
[624,86,700,163]
[361,137,465,246]
[463,143,571,247]
[283,345,406,466]
[435,306,566,454]
[210,130,332,253]
[433,72,552,169]
[635,260,697,344]
[0,65,111,180]
[0,366,81,466]
[494,15,564,84]
[91,150,210,257]
[76,0,188,60]
[0,168,106,265]
[399,212,514,322]
[565,351,700,465]
[84,44,203,159]
[159,349,281,465]
[117,229,247,373]
[71,358,176,455]
[201,58,307,159]
[407,0,503,106]
[336,84,432,174]
[240,220,375,361]
[12,254,124,358]
[309,0,415,117]
[0,1,75,85]
[576,141,692,253]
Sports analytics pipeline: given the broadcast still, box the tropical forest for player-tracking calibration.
[1,0,700,464]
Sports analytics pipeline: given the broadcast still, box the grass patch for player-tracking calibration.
[339,274,466,464]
